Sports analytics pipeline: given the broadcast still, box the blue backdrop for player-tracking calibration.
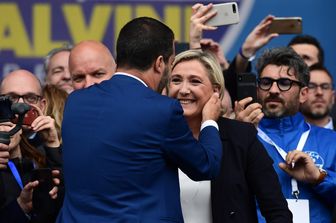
[0,0,335,82]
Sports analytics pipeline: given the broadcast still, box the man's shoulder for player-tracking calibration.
[149,94,183,115]
[310,124,336,136]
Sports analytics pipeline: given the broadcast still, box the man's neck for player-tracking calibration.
[116,68,157,90]
[305,115,331,128]
[10,145,22,159]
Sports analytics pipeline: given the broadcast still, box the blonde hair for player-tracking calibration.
[43,85,68,144]
[172,50,225,99]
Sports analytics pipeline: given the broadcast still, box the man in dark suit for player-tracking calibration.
[56,17,223,223]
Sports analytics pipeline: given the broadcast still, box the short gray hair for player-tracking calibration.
[44,43,73,73]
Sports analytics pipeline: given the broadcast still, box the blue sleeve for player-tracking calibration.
[161,100,222,181]
[312,170,336,206]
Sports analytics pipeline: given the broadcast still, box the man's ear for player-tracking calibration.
[39,98,47,114]
[154,56,164,74]
[299,86,309,104]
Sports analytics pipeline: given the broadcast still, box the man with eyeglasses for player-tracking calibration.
[300,64,335,130]
[0,69,60,150]
[243,47,336,223]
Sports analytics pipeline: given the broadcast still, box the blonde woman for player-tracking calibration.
[42,85,68,144]
[168,50,292,223]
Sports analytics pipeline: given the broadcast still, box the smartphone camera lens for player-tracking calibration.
[232,4,237,13]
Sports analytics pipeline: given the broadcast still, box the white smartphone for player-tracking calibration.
[205,2,240,27]
[269,17,302,34]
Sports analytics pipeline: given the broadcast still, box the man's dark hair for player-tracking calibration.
[288,34,324,65]
[256,47,310,86]
[116,17,174,71]
[309,63,334,88]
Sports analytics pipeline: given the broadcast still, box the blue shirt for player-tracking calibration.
[257,113,336,223]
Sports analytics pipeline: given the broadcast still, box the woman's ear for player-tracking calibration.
[213,84,220,94]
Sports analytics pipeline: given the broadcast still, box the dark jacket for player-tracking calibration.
[211,117,292,223]
[223,56,252,105]
[0,146,62,223]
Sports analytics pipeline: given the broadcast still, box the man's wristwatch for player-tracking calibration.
[314,168,327,185]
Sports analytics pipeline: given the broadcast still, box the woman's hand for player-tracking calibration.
[30,105,60,148]
[190,3,217,49]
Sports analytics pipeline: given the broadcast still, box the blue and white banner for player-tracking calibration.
[0,0,335,82]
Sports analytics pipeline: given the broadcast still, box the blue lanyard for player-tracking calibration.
[8,160,23,189]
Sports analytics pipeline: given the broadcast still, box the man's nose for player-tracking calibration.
[315,86,324,95]
[63,69,71,81]
[17,96,24,103]
[269,81,280,93]
[84,77,95,88]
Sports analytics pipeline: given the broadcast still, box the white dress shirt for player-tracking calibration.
[179,169,212,223]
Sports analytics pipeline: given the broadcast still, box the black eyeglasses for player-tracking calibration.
[1,93,42,104]
[307,83,333,91]
[257,77,303,92]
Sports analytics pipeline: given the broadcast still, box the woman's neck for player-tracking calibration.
[9,145,22,159]
[186,116,202,139]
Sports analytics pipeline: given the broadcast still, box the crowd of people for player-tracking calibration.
[0,2,335,223]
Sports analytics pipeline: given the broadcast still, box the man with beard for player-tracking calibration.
[254,47,336,223]
[57,17,223,223]
[300,64,335,130]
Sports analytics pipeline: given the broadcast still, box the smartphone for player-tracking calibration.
[31,168,53,190]
[11,107,39,126]
[205,2,240,27]
[23,108,39,125]
[237,73,257,103]
[269,17,302,34]
[31,168,54,213]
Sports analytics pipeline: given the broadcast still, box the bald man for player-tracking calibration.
[0,70,62,222]
[0,69,60,149]
[69,40,116,90]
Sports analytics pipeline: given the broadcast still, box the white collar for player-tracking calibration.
[114,72,148,87]
[324,117,334,130]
